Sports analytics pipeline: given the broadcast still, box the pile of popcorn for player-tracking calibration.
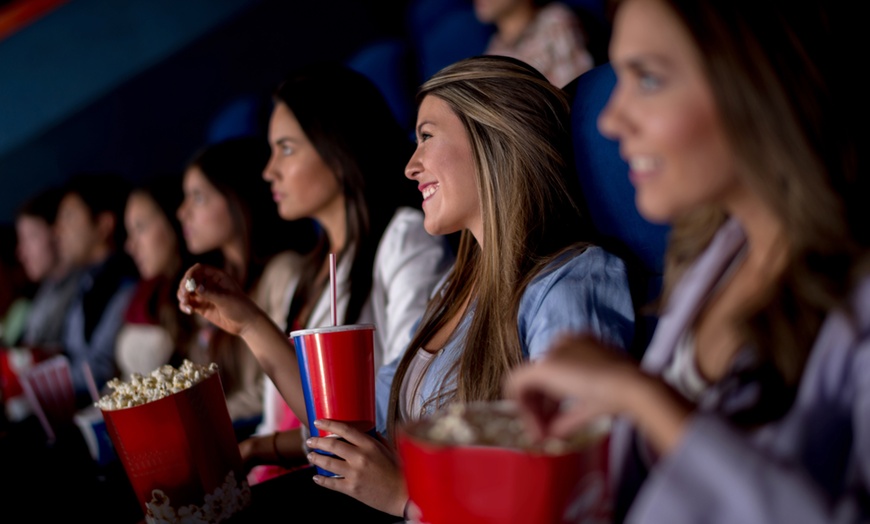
[144,470,252,524]
[419,402,588,454]
[96,360,218,411]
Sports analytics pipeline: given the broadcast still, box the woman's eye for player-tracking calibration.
[639,73,662,92]
[420,133,432,142]
[281,145,293,155]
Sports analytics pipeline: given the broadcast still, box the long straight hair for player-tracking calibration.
[387,56,597,437]
[274,63,418,329]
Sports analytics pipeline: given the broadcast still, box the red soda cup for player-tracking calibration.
[291,323,376,477]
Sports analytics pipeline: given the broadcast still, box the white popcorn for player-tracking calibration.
[185,277,197,292]
[144,470,252,524]
[96,360,219,411]
[417,402,587,454]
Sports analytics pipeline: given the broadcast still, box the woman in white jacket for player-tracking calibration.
[193,63,454,486]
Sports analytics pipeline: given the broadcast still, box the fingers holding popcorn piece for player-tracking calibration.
[175,263,262,335]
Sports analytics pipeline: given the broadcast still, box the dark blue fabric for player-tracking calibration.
[415,8,494,81]
[346,37,416,133]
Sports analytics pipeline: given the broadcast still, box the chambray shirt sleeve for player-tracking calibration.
[521,247,635,360]
[375,353,402,436]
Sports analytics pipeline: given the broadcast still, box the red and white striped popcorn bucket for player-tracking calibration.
[100,369,251,523]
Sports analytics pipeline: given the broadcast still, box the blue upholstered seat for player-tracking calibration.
[346,37,417,133]
[567,63,670,358]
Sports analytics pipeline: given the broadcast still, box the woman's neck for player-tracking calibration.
[222,239,247,285]
[729,193,788,277]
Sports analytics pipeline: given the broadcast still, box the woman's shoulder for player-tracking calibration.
[519,245,635,356]
[252,250,305,313]
[522,245,632,313]
[374,207,455,285]
[533,245,629,288]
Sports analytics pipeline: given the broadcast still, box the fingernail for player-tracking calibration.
[313,420,322,427]
[182,306,192,315]
[312,475,322,485]
[305,438,314,447]
[307,452,316,461]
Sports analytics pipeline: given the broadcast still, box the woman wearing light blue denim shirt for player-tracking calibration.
[179,56,635,518]
[376,245,633,434]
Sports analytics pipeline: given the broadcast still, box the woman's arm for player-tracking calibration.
[506,332,691,453]
[178,263,309,424]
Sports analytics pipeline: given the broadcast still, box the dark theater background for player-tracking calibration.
[0,0,421,227]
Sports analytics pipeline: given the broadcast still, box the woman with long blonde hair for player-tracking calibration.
[178,55,634,517]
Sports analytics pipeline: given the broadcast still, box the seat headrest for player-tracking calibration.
[569,63,669,281]
[568,63,670,356]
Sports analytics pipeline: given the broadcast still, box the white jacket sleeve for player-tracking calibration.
[372,208,455,370]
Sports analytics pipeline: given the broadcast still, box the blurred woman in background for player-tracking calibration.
[186,63,455,486]
[506,1,870,522]
[177,136,316,438]
[116,174,198,379]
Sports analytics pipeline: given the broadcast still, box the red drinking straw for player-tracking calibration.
[329,253,337,326]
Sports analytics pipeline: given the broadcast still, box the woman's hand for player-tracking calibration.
[505,333,692,454]
[505,333,646,440]
[305,419,407,517]
[176,263,262,336]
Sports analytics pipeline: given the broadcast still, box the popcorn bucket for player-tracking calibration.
[397,401,612,524]
[19,354,76,443]
[291,323,376,478]
[101,372,251,523]
[0,346,53,422]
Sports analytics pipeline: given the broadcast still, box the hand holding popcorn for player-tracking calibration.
[176,263,262,337]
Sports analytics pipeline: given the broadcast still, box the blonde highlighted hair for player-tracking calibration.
[387,56,597,436]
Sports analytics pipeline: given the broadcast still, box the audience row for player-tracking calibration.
[1,0,868,522]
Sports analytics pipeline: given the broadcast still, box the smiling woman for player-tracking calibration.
[173,55,635,519]
[180,63,455,488]
[504,1,870,523]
